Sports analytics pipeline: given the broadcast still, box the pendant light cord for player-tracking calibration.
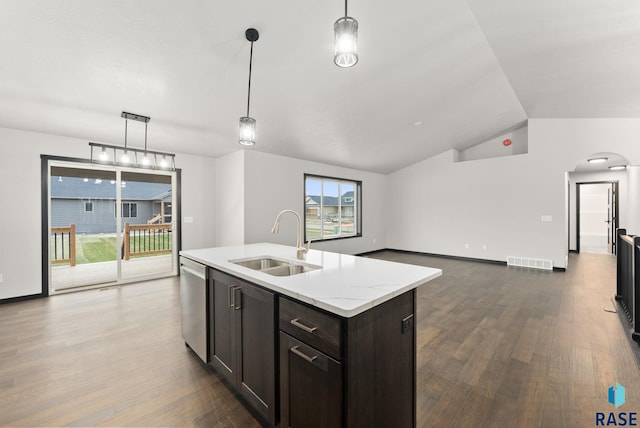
[246,41,254,117]
[144,122,148,152]
[124,119,128,150]
[345,0,348,17]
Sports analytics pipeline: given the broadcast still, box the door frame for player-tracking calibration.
[575,180,618,254]
[41,155,182,295]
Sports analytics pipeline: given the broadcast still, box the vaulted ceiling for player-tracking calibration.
[1,0,639,173]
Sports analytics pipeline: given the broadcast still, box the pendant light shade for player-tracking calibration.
[239,116,256,146]
[239,28,259,146]
[334,0,358,67]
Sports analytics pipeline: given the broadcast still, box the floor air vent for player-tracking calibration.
[507,256,553,271]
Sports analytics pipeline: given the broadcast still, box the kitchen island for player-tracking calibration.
[180,243,442,428]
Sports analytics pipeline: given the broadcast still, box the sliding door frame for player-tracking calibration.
[41,155,182,295]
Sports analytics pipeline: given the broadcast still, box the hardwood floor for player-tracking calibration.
[0,252,637,427]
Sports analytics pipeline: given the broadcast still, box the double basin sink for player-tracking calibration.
[230,256,320,277]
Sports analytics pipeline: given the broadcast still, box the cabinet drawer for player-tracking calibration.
[279,297,342,360]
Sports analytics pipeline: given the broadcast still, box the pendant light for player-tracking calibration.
[334,0,358,67]
[239,28,259,146]
[121,118,131,164]
[89,111,176,170]
[141,121,151,166]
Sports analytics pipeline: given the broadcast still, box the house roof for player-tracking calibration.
[306,191,354,207]
[51,176,171,200]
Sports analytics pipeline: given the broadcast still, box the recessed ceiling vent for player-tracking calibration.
[507,256,553,271]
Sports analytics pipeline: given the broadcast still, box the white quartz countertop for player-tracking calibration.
[180,243,442,317]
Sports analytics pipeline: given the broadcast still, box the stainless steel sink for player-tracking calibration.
[232,257,287,271]
[230,257,320,277]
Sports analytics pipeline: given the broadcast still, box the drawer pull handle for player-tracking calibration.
[290,318,317,333]
[291,346,317,363]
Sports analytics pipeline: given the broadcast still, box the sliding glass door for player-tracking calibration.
[48,161,177,293]
[119,171,174,281]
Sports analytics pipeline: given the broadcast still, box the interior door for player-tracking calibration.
[608,183,617,254]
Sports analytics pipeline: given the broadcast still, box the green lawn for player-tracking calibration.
[51,234,172,265]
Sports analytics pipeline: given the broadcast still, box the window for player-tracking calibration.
[84,201,93,212]
[115,202,138,218]
[304,174,361,242]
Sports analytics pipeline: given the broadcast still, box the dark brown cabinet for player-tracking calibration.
[208,268,276,425]
[206,267,416,428]
[279,292,416,428]
[280,332,342,428]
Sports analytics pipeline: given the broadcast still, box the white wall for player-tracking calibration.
[387,118,640,268]
[215,150,245,247]
[242,151,388,255]
[567,170,627,251]
[458,125,528,162]
[0,126,216,300]
[626,166,640,236]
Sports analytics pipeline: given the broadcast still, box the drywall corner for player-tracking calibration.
[215,150,245,246]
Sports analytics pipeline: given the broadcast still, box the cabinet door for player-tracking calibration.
[237,282,276,425]
[280,332,342,428]
[209,269,237,383]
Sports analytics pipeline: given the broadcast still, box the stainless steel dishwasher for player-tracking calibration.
[179,256,207,363]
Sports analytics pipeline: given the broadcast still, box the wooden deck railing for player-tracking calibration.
[51,224,76,266]
[124,222,172,260]
[616,228,640,344]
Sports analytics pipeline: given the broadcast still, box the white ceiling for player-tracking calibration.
[0,0,638,173]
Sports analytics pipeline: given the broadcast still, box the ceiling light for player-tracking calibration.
[95,178,102,184]
[609,165,627,171]
[587,157,608,163]
[239,28,259,146]
[88,111,176,170]
[58,176,63,182]
[334,0,358,67]
[83,177,89,182]
[121,150,131,164]
[141,116,151,166]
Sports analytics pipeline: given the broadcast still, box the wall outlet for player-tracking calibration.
[0,273,3,284]
[464,243,469,249]
[541,215,553,222]
[184,216,194,224]
[372,238,376,244]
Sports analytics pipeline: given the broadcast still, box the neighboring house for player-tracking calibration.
[50,177,172,233]
[305,191,355,220]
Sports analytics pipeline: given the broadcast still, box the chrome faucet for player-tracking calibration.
[271,209,310,259]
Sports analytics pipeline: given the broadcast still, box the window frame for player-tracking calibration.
[114,202,138,218]
[303,173,362,243]
[84,201,94,212]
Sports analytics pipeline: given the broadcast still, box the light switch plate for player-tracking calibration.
[184,217,194,224]
[541,215,553,222]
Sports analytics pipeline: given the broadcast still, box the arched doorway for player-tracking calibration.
[568,152,629,255]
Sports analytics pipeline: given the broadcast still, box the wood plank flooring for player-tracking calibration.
[0,252,638,427]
